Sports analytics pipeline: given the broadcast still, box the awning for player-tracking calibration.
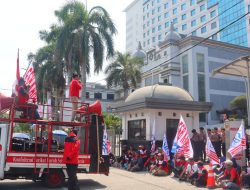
[213,56,250,77]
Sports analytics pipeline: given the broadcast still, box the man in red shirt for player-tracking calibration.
[218,160,240,189]
[69,73,82,122]
[63,129,80,190]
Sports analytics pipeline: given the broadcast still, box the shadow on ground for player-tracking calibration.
[0,179,106,190]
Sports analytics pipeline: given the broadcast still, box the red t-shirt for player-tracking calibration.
[69,79,82,98]
[224,167,240,185]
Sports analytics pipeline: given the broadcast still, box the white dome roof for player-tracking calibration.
[125,84,193,103]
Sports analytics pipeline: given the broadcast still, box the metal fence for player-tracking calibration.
[107,129,121,156]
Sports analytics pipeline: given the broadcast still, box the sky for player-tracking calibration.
[0,0,134,96]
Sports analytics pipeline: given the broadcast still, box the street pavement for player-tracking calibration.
[0,167,226,190]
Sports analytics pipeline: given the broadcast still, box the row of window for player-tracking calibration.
[143,32,218,47]
[143,0,197,13]
[143,2,208,19]
[85,92,114,100]
[143,21,217,39]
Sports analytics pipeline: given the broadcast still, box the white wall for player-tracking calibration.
[121,108,200,141]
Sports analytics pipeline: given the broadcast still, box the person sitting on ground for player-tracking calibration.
[144,153,156,171]
[149,153,169,176]
[240,162,250,188]
[173,155,187,178]
[138,145,148,163]
[217,160,240,190]
[128,151,144,172]
[179,157,198,182]
[191,161,208,187]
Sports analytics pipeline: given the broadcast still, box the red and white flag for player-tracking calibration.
[206,135,220,165]
[12,49,20,96]
[24,65,37,103]
[173,115,193,158]
[228,120,246,157]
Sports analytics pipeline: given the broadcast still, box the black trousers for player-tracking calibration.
[66,164,80,190]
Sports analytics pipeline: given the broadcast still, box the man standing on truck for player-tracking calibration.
[69,73,82,122]
[63,129,80,190]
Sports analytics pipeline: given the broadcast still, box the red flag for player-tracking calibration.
[24,65,37,103]
[173,115,193,158]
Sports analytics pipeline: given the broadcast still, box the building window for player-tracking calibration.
[173,18,178,24]
[173,8,177,15]
[182,55,188,74]
[182,24,187,31]
[158,6,161,12]
[143,33,146,38]
[152,9,155,15]
[152,18,155,24]
[191,20,196,27]
[157,0,160,3]
[200,15,206,23]
[182,14,187,20]
[198,74,205,102]
[190,0,195,6]
[152,27,155,33]
[107,94,114,100]
[147,21,150,26]
[181,3,186,11]
[152,36,156,42]
[164,12,169,18]
[143,16,145,21]
[212,34,217,40]
[143,24,145,29]
[201,26,206,33]
[174,28,178,32]
[152,1,154,6]
[191,9,196,16]
[200,4,205,11]
[147,39,150,45]
[143,41,145,47]
[86,92,89,99]
[158,34,162,40]
[210,10,216,18]
[147,30,149,35]
[158,25,162,31]
[158,15,161,21]
[248,4,250,12]
[147,12,149,18]
[172,0,177,5]
[94,92,102,99]
[164,3,169,9]
[183,75,189,91]
[197,53,205,72]
[128,119,146,140]
[211,22,217,29]
[165,21,170,28]
[192,31,197,36]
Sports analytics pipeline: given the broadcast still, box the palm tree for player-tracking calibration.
[105,52,143,98]
[54,1,117,101]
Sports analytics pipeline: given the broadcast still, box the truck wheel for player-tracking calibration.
[45,169,65,188]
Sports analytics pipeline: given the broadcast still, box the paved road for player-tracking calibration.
[0,168,224,190]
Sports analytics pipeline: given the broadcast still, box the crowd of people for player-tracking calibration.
[112,127,250,190]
